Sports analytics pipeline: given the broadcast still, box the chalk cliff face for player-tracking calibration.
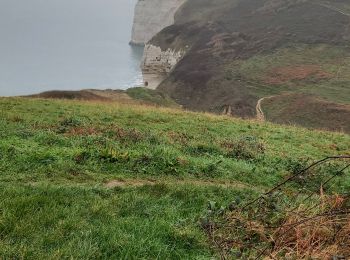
[130,0,350,133]
[141,44,185,89]
[130,0,186,46]
[131,0,187,89]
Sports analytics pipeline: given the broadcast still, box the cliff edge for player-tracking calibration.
[130,0,186,46]
[135,0,350,133]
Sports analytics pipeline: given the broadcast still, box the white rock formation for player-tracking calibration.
[130,0,186,45]
[141,44,185,89]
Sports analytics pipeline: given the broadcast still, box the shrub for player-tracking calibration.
[204,193,350,259]
[186,144,222,156]
[126,87,178,107]
[224,136,265,160]
[56,117,82,134]
[73,150,91,164]
[114,127,144,143]
[99,147,129,163]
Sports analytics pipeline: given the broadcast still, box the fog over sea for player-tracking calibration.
[0,0,143,96]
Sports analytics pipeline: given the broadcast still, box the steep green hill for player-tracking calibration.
[0,97,349,258]
[151,0,350,132]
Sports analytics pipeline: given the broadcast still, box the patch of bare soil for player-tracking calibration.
[105,179,156,188]
[104,178,258,190]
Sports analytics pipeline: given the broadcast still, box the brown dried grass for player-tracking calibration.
[264,65,332,85]
[207,194,350,259]
[270,195,350,259]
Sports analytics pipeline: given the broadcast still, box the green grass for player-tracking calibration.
[0,97,349,259]
[126,87,179,108]
[1,184,246,259]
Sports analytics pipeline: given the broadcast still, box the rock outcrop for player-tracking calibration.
[130,0,186,46]
[141,44,185,89]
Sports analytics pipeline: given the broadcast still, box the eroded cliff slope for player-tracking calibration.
[144,0,350,133]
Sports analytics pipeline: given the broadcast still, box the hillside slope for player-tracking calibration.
[0,97,349,258]
[28,88,179,108]
[149,0,350,132]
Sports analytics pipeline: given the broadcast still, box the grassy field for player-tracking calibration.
[125,87,179,108]
[0,97,349,259]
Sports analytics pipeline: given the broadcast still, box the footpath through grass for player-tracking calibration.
[0,97,349,258]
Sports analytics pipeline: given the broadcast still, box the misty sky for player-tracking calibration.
[0,0,143,96]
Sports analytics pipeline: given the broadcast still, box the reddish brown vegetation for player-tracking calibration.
[263,93,350,133]
[271,195,350,259]
[204,156,350,259]
[114,127,144,142]
[167,131,190,145]
[207,194,350,259]
[65,127,100,136]
[264,65,333,85]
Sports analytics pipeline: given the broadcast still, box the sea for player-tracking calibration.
[0,0,143,96]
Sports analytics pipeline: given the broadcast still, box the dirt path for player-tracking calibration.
[256,96,275,122]
[256,97,267,121]
[105,178,262,191]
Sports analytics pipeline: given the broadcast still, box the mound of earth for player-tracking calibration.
[28,90,128,102]
[27,88,179,108]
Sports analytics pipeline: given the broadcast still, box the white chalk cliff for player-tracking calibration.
[131,0,187,89]
[141,44,185,89]
[130,0,186,45]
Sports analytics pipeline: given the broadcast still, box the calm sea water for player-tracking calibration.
[0,0,143,97]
